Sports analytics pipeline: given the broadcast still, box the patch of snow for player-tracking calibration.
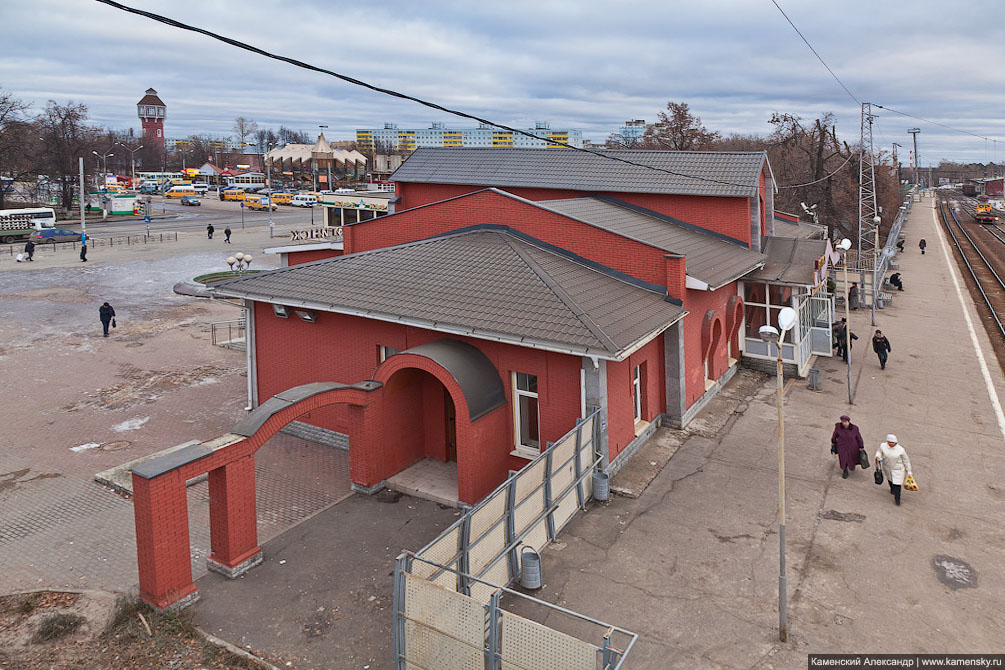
[194,377,219,386]
[71,443,101,452]
[112,416,150,432]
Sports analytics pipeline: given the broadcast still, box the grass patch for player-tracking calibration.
[32,613,85,643]
[16,595,37,615]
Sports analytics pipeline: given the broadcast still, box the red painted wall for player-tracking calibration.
[252,302,584,499]
[286,248,342,266]
[604,336,665,461]
[680,283,739,407]
[394,182,753,247]
[346,189,682,292]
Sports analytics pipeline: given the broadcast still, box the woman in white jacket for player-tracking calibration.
[875,434,913,506]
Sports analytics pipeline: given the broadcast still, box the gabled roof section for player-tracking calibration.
[391,147,771,198]
[212,229,686,360]
[772,212,827,240]
[747,237,829,286]
[536,196,766,289]
[137,88,165,106]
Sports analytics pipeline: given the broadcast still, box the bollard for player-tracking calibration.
[592,471,610,501]
[519,547,542,590]
[808,368,820,391]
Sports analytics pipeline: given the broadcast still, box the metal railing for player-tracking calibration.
[412,409,600,600]
[210,318,246,351]
[1,232,179,256]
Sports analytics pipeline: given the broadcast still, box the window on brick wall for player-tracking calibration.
[632,365,643,423]
[512,372,540,456]
[377,345,399,363]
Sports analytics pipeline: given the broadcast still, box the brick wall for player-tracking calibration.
[604,336,665,461]
[394,182,753,246]
[680,283,740,408]
[287,248,342,266]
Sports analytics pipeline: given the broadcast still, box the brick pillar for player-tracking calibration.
[132,471,198,610]
[206,455,262,578]
[347,401,386,494]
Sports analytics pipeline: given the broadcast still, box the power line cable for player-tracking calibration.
[93,0,850,192]
[770,0,859,105]
[872,104,1001,143]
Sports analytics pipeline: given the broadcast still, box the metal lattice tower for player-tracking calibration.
[857,102,880,263]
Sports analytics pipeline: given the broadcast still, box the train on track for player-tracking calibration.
[975,203,999,224]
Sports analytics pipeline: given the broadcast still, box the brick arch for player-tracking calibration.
[725,295,745,361]
[131,380,384,611]
[701,310,725,381]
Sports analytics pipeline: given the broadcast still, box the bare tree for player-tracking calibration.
[36,100,100,213]
[642,101,720,150]
[232,117,259,150]
[0,88,34,209]
[605,131,646,149]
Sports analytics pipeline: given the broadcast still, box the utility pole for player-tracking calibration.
[78,157,87,243]
[858,102,880,313]
[908,128,921,187]
[892,143,902,184]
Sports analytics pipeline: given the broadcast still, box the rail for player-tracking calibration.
[938,199,1005,338]
[1,232,179,256]
[210,318,246,351]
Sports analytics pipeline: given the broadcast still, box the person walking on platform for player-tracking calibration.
[24,239,34,261]
[919,238,927,255]
[831,415,865,479]
[896,239,905,252]
[224,226,232,243]
[834,318,857,362]
[849,283,860,310]
[876,435,913,506]
[207,223,215,240]
[872,330,892,370]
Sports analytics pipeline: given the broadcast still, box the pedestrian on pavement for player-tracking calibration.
[224,226,232,243]
[207,223,215,240]
[889,272,904,291]
[919,238,927,255]
[99,301,115,337]
[896,239,905,252]
[872,329,892,370]
[831,415,865,479]
[875,435,913,506]
[79,237,87,262]
[849,282,860,310]
[24,240,34,261]
[834,318,857,362]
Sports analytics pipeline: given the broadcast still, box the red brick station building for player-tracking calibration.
[132,148,837,608]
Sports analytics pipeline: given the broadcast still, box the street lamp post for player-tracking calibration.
[117,143,143,184]
[266,144,275,239]
[836,238,854,404]
[757,306,797,644]
[870,215,881,327]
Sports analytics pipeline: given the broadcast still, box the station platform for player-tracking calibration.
[515,194,1005,667]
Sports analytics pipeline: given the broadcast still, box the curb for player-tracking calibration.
[196,627,282,670]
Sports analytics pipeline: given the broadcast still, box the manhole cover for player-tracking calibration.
[102,441,132,452]
[932,555,977,589]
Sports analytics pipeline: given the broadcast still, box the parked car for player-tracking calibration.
[180,195,201,206]
[191,183,210,195]
[290,194,317,207]
[31,227,80,244]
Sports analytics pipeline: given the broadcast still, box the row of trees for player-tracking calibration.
[607,101,903,242]
[0,88,110,211]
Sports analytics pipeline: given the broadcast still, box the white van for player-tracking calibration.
[291,194,317,207]
[192,183,209,195]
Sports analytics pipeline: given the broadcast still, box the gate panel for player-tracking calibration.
[499,610,599,670]
[403,574,484,669]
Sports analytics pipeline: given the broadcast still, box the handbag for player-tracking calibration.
[859,450,870,469]
[904,474,918,491]
[874,459,884,485]
[112,319,116,329]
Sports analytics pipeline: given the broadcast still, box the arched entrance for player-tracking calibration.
[131,340,509,610]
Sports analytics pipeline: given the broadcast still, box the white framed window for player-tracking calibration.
[632,365,642,422]
[512,372,540,456]
[377,344,399,363]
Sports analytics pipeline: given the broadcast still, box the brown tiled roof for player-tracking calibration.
[536,196,766,289]
[391,147,771,198]
[212,229,685,359]
[747,237,828,286]
[137,88,165,107]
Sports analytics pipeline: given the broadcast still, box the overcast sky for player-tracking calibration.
[2,0,1004,166]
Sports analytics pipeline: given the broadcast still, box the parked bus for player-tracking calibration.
[245,194,276,211]
[165,185,196,198]
[270,192,294,206]
[222,188,248,201]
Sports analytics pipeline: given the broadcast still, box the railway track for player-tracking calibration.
[938,198,1005,338]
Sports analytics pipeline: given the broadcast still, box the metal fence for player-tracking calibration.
[837,194,914,309]
[1,232,179,256]
[210,318,246,351]
[394,553,637,670]
[394,410,639,669]
[412,410,600,601]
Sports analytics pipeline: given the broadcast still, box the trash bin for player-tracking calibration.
[592,471,610,501]
[808,368,821,391]
[519,546,542,590]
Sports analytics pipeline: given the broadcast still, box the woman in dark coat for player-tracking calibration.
[830,415,865,479]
